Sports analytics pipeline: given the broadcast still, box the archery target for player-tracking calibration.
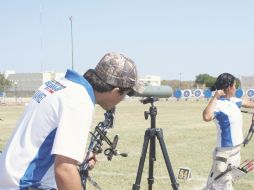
[174,89,182,99]
[235,88,244,98]
[204,89,212,99]
[247,89,254,98]
[183,89,191,98]
[193,89,203,98]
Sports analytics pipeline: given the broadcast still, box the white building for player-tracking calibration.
[5,72,163,97]
[4,70,16,79]
[241,75,254,89]
[5,71,65,97]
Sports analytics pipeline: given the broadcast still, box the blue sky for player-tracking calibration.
[1,0,254,80]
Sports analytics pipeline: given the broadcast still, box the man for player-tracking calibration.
[0,52,143,190]
[203,73,254,190]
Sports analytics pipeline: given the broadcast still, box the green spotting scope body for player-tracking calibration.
[134,85,173,98]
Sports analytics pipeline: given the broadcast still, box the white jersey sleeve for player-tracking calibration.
[51,86,94,163]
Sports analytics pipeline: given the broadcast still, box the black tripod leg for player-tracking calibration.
[148,130,156,190]
[156,129,179,190]
[132,130,151,190]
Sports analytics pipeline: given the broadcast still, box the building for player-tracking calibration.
[5,72,162,97]
[5,71,65,97]
[241,75,254,89]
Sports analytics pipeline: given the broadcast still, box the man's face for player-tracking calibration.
[99,88,129,110]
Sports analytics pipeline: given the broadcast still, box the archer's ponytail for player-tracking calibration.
[211,73,235,92]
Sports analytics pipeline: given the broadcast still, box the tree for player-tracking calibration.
[195,74,216,88]
[0,74,12,92]
[235,78,241,88]
[161,80,195,90]
[195,74,242,89]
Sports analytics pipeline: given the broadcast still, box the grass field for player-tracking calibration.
[0,99,253,190]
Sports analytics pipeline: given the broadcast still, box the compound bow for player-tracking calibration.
[79,107,127,190]
[241,110,254,146]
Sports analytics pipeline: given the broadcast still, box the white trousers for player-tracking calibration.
[205,146,241,190]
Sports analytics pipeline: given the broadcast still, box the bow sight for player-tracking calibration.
[79,107,127,190]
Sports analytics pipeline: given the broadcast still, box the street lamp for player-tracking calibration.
[14,81,18,102]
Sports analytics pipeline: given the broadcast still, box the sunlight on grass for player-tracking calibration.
[0,99,253,190]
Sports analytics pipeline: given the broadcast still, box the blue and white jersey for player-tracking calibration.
[0,70,95,190]
[214,97,243,147]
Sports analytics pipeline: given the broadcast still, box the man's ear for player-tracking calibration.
[111,87,120,95]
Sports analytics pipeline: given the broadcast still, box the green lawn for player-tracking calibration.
[0,99,253,190]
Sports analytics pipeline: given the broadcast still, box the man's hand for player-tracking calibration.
[88,152,97,170]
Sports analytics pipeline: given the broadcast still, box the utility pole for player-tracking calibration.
[69,16,74,70]
[40,2,43,72]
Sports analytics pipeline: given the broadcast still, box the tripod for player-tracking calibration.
[132,97,179,190]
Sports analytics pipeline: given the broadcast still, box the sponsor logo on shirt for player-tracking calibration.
[32,90,47,103]
[45,80,66,94]
[32,80,66,103]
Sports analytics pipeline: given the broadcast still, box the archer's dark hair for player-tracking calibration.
[210,73,236,91]
[83,69,129,95]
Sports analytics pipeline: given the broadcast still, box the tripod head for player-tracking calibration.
[140,97,158,105]
[140,97,158,123]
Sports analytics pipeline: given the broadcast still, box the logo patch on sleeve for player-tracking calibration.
[32,90,47,103]
[44,80,66,94]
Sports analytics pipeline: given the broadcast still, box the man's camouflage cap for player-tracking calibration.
[94,52,144,95]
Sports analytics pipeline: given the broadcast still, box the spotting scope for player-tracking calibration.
[133,85,173,98]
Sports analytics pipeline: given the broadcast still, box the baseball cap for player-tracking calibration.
[94,52,144,96]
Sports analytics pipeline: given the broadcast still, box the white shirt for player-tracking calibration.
[0,70,95,190]
[214,97,243,147]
